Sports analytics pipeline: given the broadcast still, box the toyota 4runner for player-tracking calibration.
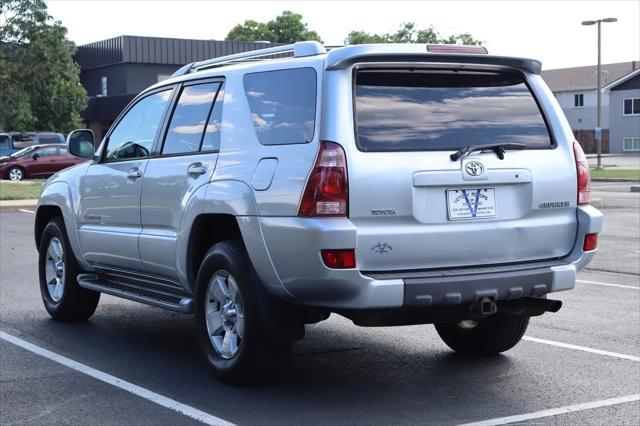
[34,42,603,384]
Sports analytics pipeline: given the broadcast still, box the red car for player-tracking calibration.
[0,144,87,181]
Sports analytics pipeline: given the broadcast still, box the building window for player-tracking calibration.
[623,137,640,151]
[100,76,108,97]
[623,98,640,115]
[574,93,584,107]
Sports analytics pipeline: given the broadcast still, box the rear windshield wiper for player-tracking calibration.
[450,143,527,161]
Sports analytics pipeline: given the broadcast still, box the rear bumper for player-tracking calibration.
[247,205,603,310]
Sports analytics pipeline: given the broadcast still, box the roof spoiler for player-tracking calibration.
[325,44,542,74]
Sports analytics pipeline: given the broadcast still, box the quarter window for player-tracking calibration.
[162,82,220,155]
[243,68,317,145]
[105,89,173,161]
[574,93,584,107]
[623,98,640,115]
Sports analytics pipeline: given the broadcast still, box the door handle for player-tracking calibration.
[127,167,143,179]
[187,163,207,177]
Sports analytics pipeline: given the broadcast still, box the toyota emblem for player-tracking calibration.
[465,161,485,177]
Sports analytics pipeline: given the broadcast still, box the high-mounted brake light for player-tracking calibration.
[426,44,488,54]
[573,142,592,205]
[298,141,348,217]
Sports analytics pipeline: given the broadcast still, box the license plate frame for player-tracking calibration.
[446,188,497,221]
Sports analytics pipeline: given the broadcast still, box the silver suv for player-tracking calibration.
[35,42,603,384]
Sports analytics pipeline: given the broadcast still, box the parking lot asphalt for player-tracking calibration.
[1,182,639,425]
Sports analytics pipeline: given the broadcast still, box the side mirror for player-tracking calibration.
[66,129,95,158]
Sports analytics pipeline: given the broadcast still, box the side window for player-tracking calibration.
[38,134,61,144]
[0,135,8,148]
[162,82,220,155]
[243,68,317,145]
[58,147,68,156]
[201,86,224,152]
[37,147,58,157]
[12,134,36,149]
[105,89,173,161]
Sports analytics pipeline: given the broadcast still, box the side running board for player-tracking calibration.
[77,273,193,314]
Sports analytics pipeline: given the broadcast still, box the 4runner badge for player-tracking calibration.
[371,242,393,254]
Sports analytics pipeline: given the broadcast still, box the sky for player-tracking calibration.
[45,0,640,70]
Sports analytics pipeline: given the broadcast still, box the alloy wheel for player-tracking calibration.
[205,270,245,359]
[44,237,65,302]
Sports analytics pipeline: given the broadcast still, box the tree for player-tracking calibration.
[226,11,321,43]
[0,0,86,132]
[345,22,482,45]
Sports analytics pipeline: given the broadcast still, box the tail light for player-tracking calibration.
[321,249,356,269]
[583,233,598,251]
[298,141,348,217]
[573,142,592,205]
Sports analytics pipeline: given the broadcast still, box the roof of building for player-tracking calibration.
[75,35,281,70]
[541,61,639,92]
[602,68,640,91]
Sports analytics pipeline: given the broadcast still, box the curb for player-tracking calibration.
[0,199,38,212]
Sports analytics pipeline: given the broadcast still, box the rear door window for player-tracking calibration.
[162,82,221,155]
[354,70,551,152]
[243,68,316,145]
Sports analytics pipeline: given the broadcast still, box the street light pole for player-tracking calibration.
[582,17,617,170]
[596,20,601,169]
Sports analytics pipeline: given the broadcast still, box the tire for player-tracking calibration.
[7,166,24,181]
[194,240,292,385]
[38,216,100,321]
[435,314,529,356]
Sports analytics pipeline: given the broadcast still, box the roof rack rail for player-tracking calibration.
[171,41,326,77]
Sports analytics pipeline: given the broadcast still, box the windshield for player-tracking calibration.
[10,146,36,158]
[354,69,551,152]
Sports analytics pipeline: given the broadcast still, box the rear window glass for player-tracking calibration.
[243,68,316,145]
[355,70,551,152]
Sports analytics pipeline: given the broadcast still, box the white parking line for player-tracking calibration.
[523,336,640,362]
[18,209,34,214]
[577,279,640,290]
[459,394,640,426]
[0,331,235,426]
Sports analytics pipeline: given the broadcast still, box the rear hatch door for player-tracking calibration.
[348,67,577,272]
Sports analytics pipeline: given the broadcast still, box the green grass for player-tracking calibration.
[590,168,640,180]
[0,180,45,200]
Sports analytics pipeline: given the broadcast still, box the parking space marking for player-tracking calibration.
[459,394,640,426]
[0,331,235,426]
[523,336,640,362]
[18,209,34,214]
[577,279,640,290]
